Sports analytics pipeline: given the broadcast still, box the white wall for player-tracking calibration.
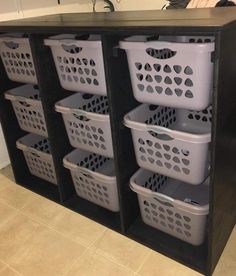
[0,0,166,21]
[0,124,9,169]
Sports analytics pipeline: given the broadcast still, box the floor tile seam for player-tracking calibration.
[62,247,91,276]
[17,209,91,248]
[135,250,152,273]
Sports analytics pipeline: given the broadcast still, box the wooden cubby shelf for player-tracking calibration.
[0,8,236,276]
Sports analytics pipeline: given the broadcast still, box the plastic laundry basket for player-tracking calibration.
[63,148,119,212]
[44,34,106,95]
[130,168,209,245]
[0,34,37,84]
[55,92,113,158]
[16,133,57,185]
[120,37,214,110]
[124,104,211,184]
[5,84,48,137]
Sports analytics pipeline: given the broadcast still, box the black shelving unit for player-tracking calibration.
[0,7,236,275]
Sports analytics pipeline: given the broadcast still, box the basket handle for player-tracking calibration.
[130,181,174,205]
[16,140,42,156]
[63,157,109,182]
[55,105,87,116]
[123,119,174,139]
[55,104,109,122]
[3,41,19,49]
[5,93,33,106]
[119,40,215,52]
[44,38,101,49]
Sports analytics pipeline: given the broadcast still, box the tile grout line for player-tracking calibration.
[135,250,152,273]
[4,264,23,276]
[17,206,111,251]
[0,260,23,276]
[62,228,110,275]
[17,209,91,248]
[62,247,91,276]
[89,229,152,273]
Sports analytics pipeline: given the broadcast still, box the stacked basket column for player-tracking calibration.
[0,34,58,186]
[45,35,119,212]
[121,36,214,245]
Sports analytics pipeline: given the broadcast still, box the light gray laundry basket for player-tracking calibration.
[5,84,48,137]
[55,92,113,158]
[130,168,209,245]
[44,34,106,95]
[120,37,214,110]
[16,133,57,185]
[63,148,119,212]
[124,104,211,184]
[0,33,37,84]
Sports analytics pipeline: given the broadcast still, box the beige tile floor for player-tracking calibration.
[0,166,235,276]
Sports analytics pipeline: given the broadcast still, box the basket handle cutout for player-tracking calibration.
[4,41,19,49]
[73,113,90,122]
[19,101,31,108]
[61,44,83,54]
[82,93,94,100]
[148,131,174,141]
[154,197,174,207]
[31,152,41,158]
[146,48,176,59]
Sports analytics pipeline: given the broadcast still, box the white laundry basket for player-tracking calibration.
[44,34,106,95]
[124,104,211,184]
[0,34,37,84]
[63,148,119,212]
[130,168,209,245]
[120,37,214,110]
[5,84,48,137]
[16,133,57,185]
[55,92,113,158]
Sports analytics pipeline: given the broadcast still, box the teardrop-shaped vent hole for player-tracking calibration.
[147,85,154,93]
[154,75,162,83]
[91,69,97,76]
[164,76,172,85]
[173,65,182,74]
[185,78,193,87]
[164,65,172,73]
[155,86,163,94]
[184,66,193,75]
[136,73,144,81]
[135,62,142,71]
[153,64,161,72]
[80,77,85,84]
[146,74,153,82]
[175,88,183,97]
[165,88,173,95]
[185,90,194,98]
[144,63,152,71]
[163,144,170,151]
[137,84,144,91]
[174,77,182,85]
[84,68,90,75]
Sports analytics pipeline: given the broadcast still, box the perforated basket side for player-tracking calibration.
[120,40,214,110]
[56,93,113,157]
[124,104,211,184]
[5,85,48,137]
[45,35,107,95]
[0,36,37,84]
[16,134,57,185]
[130,169,209,245]
[63,149,119,211]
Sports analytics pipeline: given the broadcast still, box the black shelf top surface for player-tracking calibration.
[1,7,236,32]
